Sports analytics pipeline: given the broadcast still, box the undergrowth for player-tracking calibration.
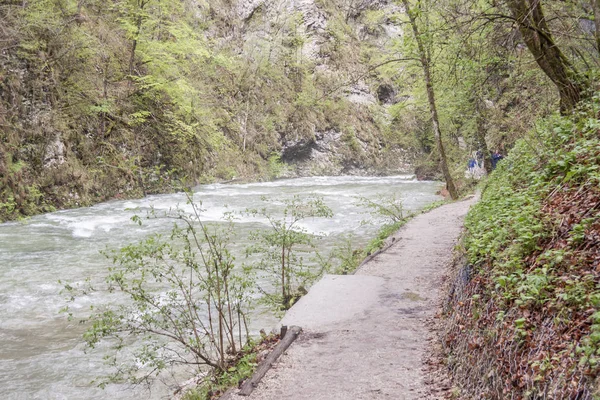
[444,96,600,399]
[182,333,280,400]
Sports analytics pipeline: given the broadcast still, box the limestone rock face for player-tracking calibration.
[237,0,266,20]
[235,0,411,175]
[43,135,66,169]
[281,129,345,175]
[281,130,342,163]
[240,0,327,59]
[346,82,377,105]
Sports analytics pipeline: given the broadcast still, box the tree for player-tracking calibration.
[593,0,600,54]
[62,193,255,386]
[246,195,333,310]
[475,98,493,173]
[401,0,459,199]
[503,0,585,113]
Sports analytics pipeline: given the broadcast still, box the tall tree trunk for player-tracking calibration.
[505,0,584,113]
[475,99,492,174]
[402,0,458,200]
[592,0,600,56]
[128,16,142,78]
[127,0,148,86]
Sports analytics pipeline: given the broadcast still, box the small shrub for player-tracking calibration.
[245,195,333,310]
[62,191,255,387]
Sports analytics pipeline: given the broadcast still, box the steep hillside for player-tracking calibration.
[444,97,600,398]
[0,0,416,221]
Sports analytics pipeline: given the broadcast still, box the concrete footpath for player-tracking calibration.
[232,196,477,400]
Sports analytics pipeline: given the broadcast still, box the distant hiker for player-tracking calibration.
[476,150,483,167]
[466,156,482,179]
[491,150,503,169]
[468,158,476,173]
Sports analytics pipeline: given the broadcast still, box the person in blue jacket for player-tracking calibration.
[468,158,476,173]
[491,150,503,169]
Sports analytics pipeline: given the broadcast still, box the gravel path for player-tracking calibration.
[230,196,476,400]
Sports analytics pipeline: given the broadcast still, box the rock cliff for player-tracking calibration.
[0,0,417,220]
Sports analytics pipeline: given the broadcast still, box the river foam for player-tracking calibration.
[0,175,441,399]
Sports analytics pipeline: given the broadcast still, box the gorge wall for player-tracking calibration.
[0,0,420,221]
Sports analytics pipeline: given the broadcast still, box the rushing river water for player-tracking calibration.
[0,176,441,400]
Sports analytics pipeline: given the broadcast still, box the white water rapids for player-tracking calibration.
[0,176,442,399]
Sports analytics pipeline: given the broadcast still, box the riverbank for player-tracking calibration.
[224,195,477,399]
[0,168,418,223]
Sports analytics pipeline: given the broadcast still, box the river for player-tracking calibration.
[0,176,442,399]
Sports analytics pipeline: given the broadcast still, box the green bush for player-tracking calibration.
[245,195,333,310]
[448,95,600,398]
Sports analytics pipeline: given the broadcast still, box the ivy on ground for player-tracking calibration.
[444,96,600,399]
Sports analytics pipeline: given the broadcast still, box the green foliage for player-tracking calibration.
[356,194,405,225]
[364,220,406,256]
[356,194,410,255]
[419,199,447,214]
[328,234,363,275]
[454,95,600,397]
[358,194,447,256]
[62,192,255,386]
[0,196,17,218]
[341,127,361,153]
[266,153,289,180]
[0,152,55,220]
[465,102,600,280]
[245,195,333,310]
[179,332,280,400]
[182,343,258,400]
[361,9,386,34]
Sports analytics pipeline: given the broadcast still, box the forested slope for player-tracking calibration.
[445,98,600,398]
[0,0,420,221]
[1,0,578,222]
[426,0,600,397]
